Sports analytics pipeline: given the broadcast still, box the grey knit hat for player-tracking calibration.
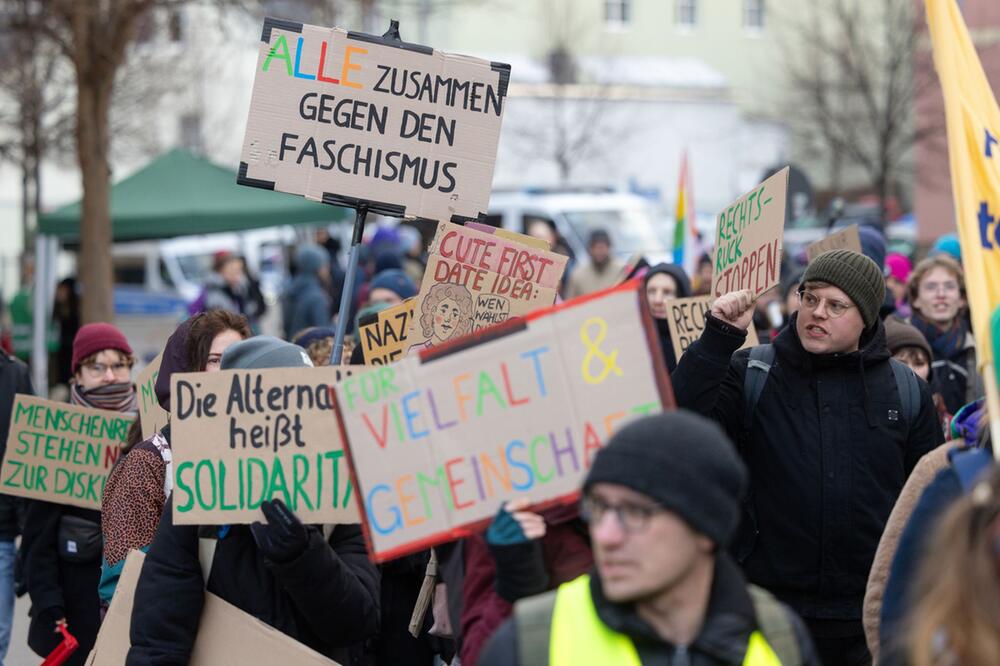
[583,411,747,547]
[801,249,886,328]
[221,336,314,371]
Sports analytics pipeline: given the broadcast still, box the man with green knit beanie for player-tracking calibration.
[670,249,943,666]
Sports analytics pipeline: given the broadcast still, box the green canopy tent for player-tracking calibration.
[39,147,347,240]
[32,148,350,393]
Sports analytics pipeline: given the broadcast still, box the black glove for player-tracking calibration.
[250,499,309,563]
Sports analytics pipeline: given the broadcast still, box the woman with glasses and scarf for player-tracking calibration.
[907,255,985,415]
[23,323,137,665]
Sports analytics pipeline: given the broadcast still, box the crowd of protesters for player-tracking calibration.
[0,217,994,666]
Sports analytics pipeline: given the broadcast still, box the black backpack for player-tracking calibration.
[742,344,920,435]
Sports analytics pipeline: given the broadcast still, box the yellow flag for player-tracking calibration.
[926,0,1000,373]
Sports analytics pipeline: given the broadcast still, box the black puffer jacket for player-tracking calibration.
[671,313,942,620]
[127,495,380,665]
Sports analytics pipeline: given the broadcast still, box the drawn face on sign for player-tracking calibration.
[434,299,462,341]
[419,283,474,346]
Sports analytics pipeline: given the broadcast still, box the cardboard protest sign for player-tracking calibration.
[406,222,568,355]
[712,167,790,298]
[335,281,673,562]
[806,224,862,262]
[0,395,132,510]
[87,550,339,666]
[239,18,510,222]
[466,223,551,250]
[360,299,416,365]
[170,366,359,525]
[665,296,759,360]
[136,352,169,440]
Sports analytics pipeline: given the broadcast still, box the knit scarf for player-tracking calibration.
[910,312,968,361]
[70,381,138,414]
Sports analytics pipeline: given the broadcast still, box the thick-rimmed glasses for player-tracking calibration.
[798,290,854,318]
[82,362,131,378]
[581,495,664,533]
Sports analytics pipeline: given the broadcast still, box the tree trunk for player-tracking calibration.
[76,76,114,323]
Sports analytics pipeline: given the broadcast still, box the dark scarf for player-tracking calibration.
[70,381,138,414]
[910,312,968,360]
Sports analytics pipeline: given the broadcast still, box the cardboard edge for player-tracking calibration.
[330,381,379,562]
[237,162,276,191]
[261,17,304,43]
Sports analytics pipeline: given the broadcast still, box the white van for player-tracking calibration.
[110,226,307,304]
[486,190,674,265]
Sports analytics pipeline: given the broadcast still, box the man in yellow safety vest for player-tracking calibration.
[479,410,819,665]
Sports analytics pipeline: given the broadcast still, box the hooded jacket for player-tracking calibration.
[670,312,942,621]
[282,272,331,340]
[478,553,819,665]
[99,318,193,603]
[644,264,692,374]
[127,495,380,665]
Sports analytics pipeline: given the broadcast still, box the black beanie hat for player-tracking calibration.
[801,249,886,329]
[583,410,747,547]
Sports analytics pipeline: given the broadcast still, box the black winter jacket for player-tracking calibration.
[671,313,942,621]
[127,495,380,665]
[23,501,102,665]
[0,351,32,540]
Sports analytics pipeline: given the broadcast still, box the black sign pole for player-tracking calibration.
[331,203,368,365]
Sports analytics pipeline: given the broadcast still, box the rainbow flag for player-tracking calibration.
[926,0,1000,449]
[672,151,701,274]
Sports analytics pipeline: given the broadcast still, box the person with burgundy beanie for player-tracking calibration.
[23,322,137,665]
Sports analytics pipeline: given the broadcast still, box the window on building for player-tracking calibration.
[743,0,764,30]
[604,0,630,27]
[676,0,697,27]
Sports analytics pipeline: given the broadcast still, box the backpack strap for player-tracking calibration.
[514,589,558,666]
[743,344,776,434]
[889,359,920,427]
[747,584,801,666]
[948,446,994,492]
